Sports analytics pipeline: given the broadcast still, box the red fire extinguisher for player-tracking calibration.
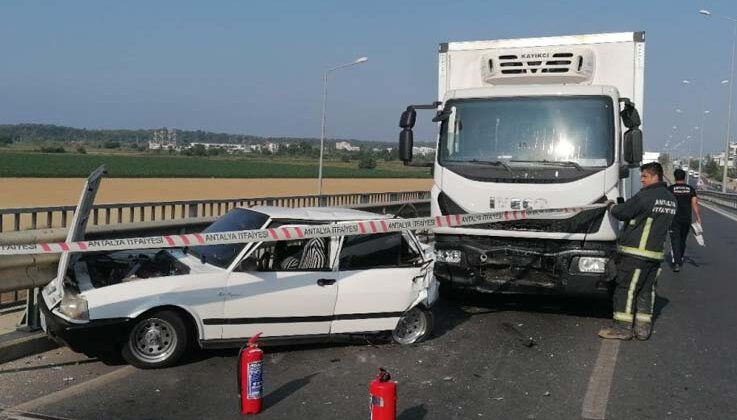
[369,368,396,420]
[238,332,263,415]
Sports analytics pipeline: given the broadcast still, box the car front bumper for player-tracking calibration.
[39,294,131,356]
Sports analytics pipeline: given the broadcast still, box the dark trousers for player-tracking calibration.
[612,255,662,325]
[669,221,690,266]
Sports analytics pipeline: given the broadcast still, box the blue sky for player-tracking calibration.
[1,0,736,155]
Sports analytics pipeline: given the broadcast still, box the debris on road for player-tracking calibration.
[500,322,537,348]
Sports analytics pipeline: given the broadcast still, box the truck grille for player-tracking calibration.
[437,192,606,234]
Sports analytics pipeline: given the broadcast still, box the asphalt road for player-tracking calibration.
[1,206,736,420]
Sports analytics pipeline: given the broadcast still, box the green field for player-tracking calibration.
[0,151,431,178]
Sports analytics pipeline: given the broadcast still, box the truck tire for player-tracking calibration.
[392,306,433,345]
[122,310,189,369]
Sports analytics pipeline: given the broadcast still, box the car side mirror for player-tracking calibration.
[399,129,414,163]
[623,128,643,166]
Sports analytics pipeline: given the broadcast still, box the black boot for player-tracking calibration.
[598,322,633,340]
[634,320,652,340]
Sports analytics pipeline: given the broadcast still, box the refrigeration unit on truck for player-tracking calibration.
[398,32,646,295]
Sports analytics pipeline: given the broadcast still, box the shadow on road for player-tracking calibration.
[654,295,670,320]
[444,291,613,320]
[264,373,318,411]
[398,404,428,420]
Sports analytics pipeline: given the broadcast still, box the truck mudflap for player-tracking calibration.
[434,235,617,296]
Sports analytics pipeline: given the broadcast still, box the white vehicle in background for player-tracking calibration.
[39,171,437,368]
[398,32,646,296]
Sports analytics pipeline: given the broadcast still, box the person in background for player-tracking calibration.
[668,169,702,272]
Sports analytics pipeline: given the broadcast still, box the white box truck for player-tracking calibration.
[398,32,646,295]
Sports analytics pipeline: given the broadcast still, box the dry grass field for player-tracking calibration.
[0,178,433,232]
[0,178,432,208]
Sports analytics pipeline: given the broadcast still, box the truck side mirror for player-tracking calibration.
[399,108,417,129]
[620,102,641,129]
[623,128,643,166]
[399,129,414,162]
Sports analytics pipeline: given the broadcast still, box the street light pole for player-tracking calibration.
[700,9,737,192]
[318,56,368,198]
[681,79,712,179]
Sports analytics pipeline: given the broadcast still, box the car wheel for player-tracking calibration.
[122,310,188,369]
[392,306,433,345]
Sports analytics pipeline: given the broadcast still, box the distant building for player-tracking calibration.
[266,142,283,153]
[642,151,660,165]
[188,142,249,153]
[713,142,737,168]
[335,141,360,152]
[148,128,180,151]
[412,146,436,156]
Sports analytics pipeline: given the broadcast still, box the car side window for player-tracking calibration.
[236,238,331,272]
[340,233,421,270]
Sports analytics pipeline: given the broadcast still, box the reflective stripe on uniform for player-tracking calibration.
[625,268,642,315]
[614,312,634,323]
[639,217,653,249]
[618,245,664,260]
[635,313,652,323]
[651,268,661,313]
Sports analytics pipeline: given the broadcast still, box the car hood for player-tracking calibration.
[42,166,106,310]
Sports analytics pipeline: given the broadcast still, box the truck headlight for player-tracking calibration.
[578,257,608,273]
[436,249,462,264]
[59,290,89,321]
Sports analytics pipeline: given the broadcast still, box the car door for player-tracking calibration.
[331,231,427,334]
[220,235,339,340]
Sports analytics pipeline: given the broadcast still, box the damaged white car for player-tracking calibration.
[39,172,437,368]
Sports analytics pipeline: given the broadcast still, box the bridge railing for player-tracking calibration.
[0,190,431,312]
[0,191,430,233]
[699,190,737,211]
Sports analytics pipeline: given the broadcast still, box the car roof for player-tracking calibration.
[243,206,392,222]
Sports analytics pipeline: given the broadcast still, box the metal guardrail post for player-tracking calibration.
[17,287,41,332]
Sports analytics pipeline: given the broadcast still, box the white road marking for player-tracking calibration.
[700,202,737,224]
[2,366,135,417]
[581,340,621,419]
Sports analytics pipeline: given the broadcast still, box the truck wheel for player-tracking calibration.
[392,306,433,345]
[122,310,188,369]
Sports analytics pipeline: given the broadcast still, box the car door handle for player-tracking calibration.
[317,278,337,287]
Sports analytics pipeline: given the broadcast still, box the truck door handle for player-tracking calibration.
[317,278,336,287]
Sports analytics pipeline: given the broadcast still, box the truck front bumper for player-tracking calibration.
[434,235,616,296]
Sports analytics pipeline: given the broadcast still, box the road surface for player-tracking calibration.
[1,206,735,420]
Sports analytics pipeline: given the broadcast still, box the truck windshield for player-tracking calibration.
[188,208,269,269]
[439,96,615,168]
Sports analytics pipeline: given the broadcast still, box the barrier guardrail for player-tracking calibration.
[698,190,737,211]
[0,190,430,311]
[0,191,430,233]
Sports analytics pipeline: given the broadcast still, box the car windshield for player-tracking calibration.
[439,96,615,168]
[188,208,269,269]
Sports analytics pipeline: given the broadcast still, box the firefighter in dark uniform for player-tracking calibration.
[599,162,677,340]
[668,168,702,272]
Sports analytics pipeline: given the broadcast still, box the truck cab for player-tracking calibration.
[398,32,646,296]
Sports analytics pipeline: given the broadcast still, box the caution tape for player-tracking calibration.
[0,205,605,256]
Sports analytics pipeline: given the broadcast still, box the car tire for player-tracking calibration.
[392,306,433,345]
[121,310,189,369]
